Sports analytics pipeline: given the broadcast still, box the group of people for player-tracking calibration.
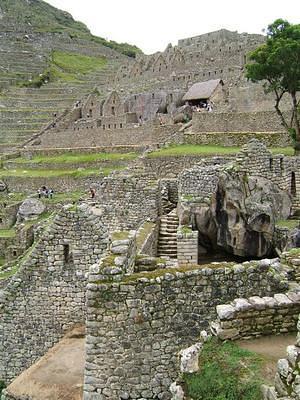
[192,101,213,113]
[38,186,54,199]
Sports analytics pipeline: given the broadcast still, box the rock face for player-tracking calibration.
[213,170,291,258]
[18,198,45,221]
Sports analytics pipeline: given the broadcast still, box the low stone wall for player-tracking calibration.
[262,313,300,400]
[84,259,288,399]
[212,291,300,340]
[0,204,108,383]
[184,131,291,147]
[4,158,133,171]
[2,175,103,194]
[20,145,144,158]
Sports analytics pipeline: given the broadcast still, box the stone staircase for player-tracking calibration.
[157,209,179,259]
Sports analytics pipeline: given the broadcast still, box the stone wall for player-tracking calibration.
[184,131,291,147]
[98,172,160,231]
[0,204,108,383]
[2,174,103,194]
[27,124,179,149]
[192,110,289,134]
[177,229,198,265]
[179,164,222,200]
[142,155,232,178]
[84,259,287,399]
[20,145,144,158]
[212,290,300,340]
[263,313,300,399]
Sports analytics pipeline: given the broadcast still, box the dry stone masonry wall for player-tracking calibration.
[212,289,300,340]
[0,204,108,383]
[84,259,288,399]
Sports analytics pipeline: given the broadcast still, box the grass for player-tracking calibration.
[0,166,123,179]
[48,51,107,83]
[0,229,16,238]
[146,144,295,158]
[183,338,263,400]
[41,191,84,204]
[12,152,138,164]
[147,145,240,158]
[276,219,300,229]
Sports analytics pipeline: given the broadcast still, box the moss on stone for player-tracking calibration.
[111,231,130,241]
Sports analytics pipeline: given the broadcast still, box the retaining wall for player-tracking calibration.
[84,259,288,399]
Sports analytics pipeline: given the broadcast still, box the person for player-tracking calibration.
[48,189,54,199]
[90,187,96,199]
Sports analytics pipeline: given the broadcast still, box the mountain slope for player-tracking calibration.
[0,0,140,151]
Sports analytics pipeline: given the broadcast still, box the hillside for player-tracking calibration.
[0,0,141,151]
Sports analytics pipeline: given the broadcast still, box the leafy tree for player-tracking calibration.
[246,19,300,154]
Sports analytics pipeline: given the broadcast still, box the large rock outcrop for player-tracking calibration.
[212,170,291,257]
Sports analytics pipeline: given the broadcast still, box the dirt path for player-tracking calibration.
[237,333,296,384]
[6,326,85,400]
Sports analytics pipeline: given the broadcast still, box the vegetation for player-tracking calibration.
[246,19,300,154]
[183,338,263,400]
[21,51,108,87]
[147,144,294,157]
[0,0,142,58]
[0,229,16,238]
[12,152,138,164]
[0,380,5,397]
[276,219,299,229]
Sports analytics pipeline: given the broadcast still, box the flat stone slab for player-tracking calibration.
[6,326,85,400]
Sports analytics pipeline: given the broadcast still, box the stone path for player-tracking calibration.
[5,326,85,400]
[237,333,296,384]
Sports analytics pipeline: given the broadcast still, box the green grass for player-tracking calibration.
[49,51,107,83]
[147,145,240,158]
[41,191,84,204]
[0,229,16,238]
[276,219,300,229]
[183,338,263,400]
[270,147,295,156]
[0,166,123,179]
[146,144,295,158]
[12,152,138,164]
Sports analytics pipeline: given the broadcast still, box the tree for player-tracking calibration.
[245,19,300,154]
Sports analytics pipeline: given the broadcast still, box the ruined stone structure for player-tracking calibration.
[0,11,299,399]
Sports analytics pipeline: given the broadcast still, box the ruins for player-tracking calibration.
[0,2,299,399]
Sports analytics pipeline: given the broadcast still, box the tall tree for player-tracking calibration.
[246,19,300,154]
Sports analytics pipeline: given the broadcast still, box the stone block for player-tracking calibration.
[216,304,235,320]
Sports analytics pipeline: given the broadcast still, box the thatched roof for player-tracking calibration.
[183,79,223,101]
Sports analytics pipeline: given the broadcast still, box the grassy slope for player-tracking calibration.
[0,0,142,58]
[12,152,138,164]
